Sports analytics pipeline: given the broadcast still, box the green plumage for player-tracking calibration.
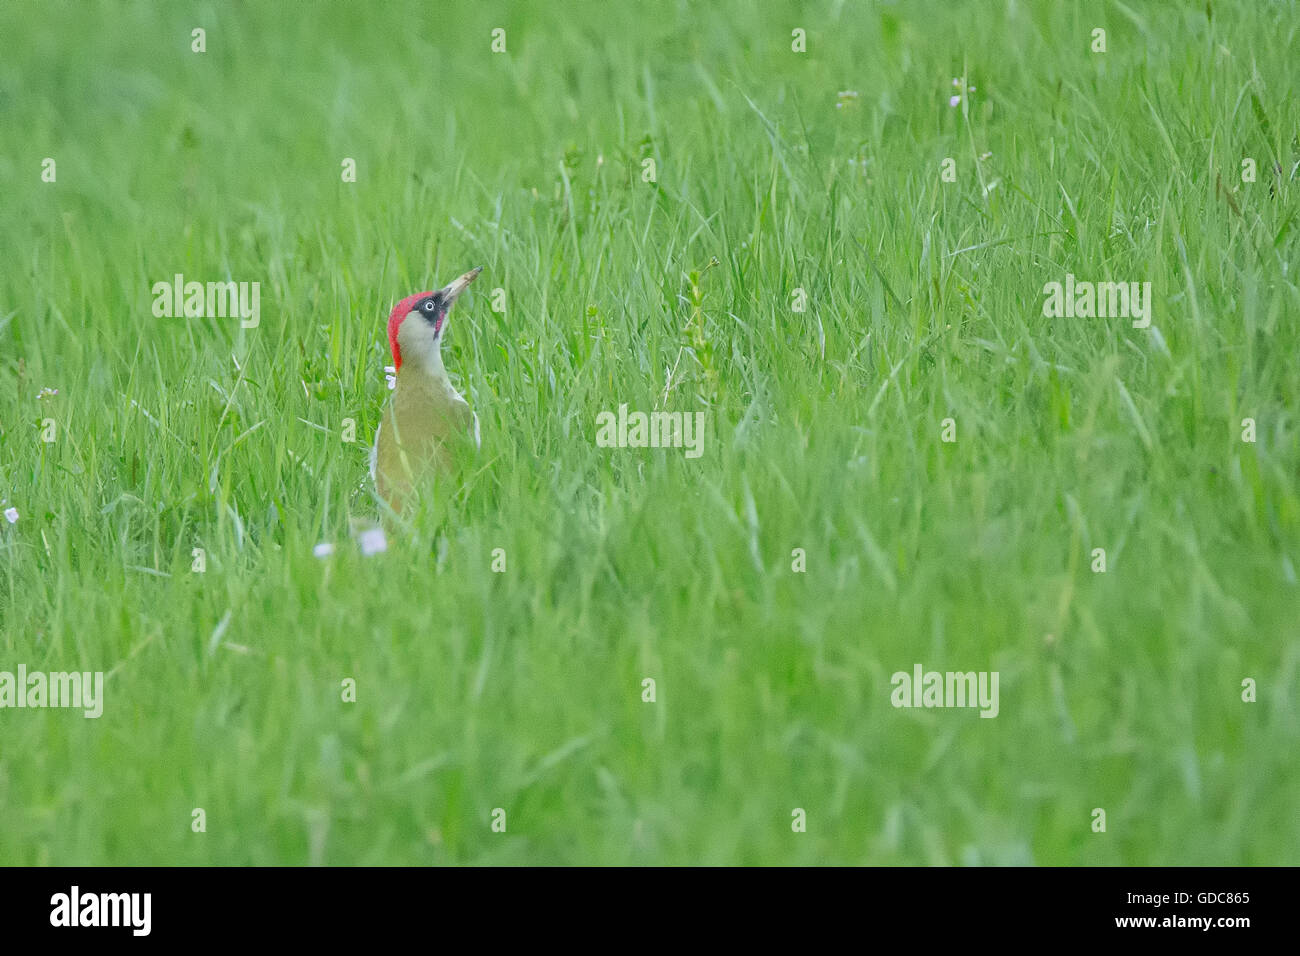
[374,366,475,513]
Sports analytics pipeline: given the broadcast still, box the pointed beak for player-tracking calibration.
[440,266,483,304]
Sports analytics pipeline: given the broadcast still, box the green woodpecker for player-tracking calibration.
[371,267,482,512]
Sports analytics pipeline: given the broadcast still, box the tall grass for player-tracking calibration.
[0,0,1296,864]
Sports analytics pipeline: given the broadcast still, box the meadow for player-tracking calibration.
[0,0,1297,865]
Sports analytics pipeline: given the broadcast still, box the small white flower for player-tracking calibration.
[4,507,18,524]
[37,387,59,400]
[359,527,387,556]
[949,95,961,107]
[384,365,397,390]
[313,542,335,558]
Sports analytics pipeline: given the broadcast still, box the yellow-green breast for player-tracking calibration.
[374,370,475,512]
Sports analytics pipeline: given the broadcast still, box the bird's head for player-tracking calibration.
[386,266,482,374]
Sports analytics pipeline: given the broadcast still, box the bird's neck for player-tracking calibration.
[397,349,450,388]
[395,351,455,399]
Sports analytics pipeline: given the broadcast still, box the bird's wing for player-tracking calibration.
[444,394,478,449]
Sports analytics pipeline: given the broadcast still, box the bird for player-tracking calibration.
[371,266,482,513]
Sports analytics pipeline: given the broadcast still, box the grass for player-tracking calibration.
[0,0,1297,865]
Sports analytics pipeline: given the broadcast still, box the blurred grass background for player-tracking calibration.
[0,0,1297,864]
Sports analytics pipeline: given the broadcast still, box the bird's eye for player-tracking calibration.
[423,300,436,312]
